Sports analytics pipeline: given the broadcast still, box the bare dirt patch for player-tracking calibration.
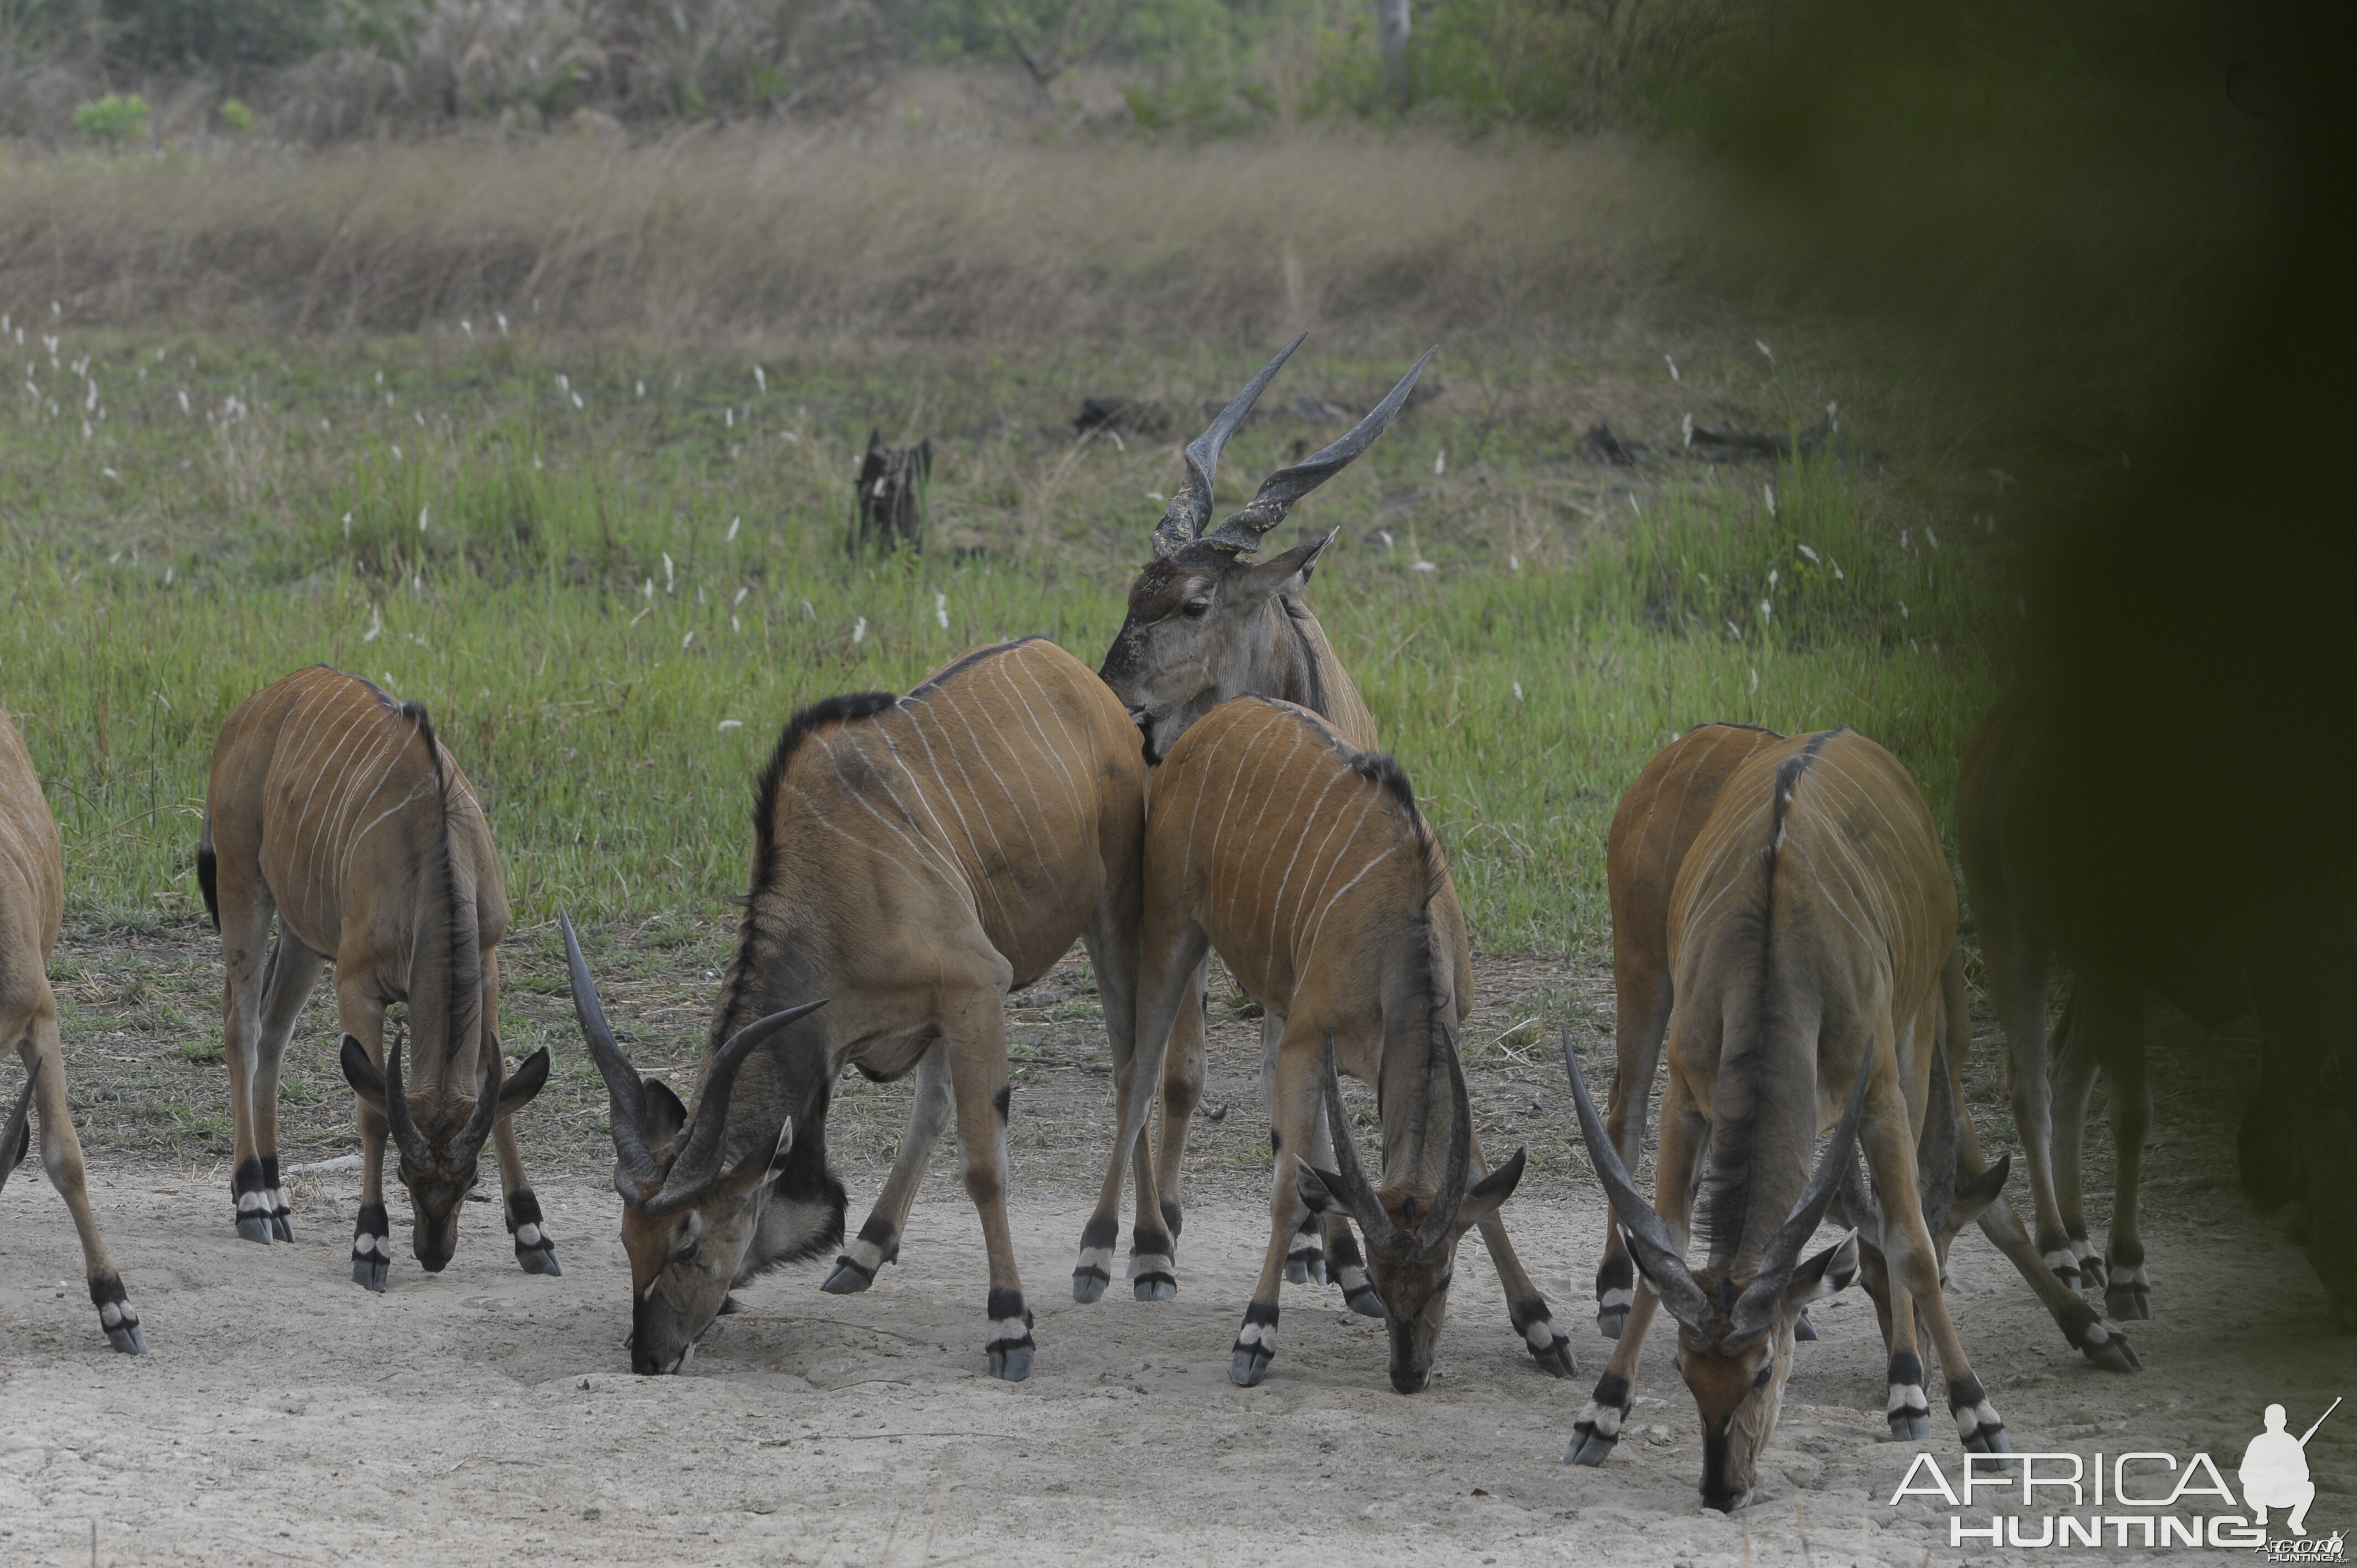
[7,930,2355,1565]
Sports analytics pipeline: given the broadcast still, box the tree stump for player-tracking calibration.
[850,429,932,554]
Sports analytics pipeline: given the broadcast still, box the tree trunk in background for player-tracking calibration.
[1376,0,1411,111]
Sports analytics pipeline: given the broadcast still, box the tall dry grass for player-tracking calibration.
[0,130,1723,344]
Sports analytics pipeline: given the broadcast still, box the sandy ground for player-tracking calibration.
[7,937,2356,1565]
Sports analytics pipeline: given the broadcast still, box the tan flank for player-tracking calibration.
[1563,727,2016,1511]
[199,667,553,1289]
[0,707,146,1353]
[1124,695,1553,1392]
[562,636,1145,1379]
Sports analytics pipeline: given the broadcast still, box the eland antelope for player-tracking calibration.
[1564,728,2015,1512]
[1596,722,2139,1371]
[561,636,1146,1378]
[1,706,146,1353]
[1120,695,1557,1391]
[199,668,554,1288]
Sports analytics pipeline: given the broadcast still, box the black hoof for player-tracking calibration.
[821,1257,875,1296]
[2079,1252,2108,1291]
[1230,1345,1273,1387]
[518,1245,563,1277]
[1597,1306,1627,1340]
[1528,1332,1576,1379]
[1793,1309,1819,1342]
[1888,1413,1932,1441]
[2106,1282,2151,1321]
[92,1280,146,1355]
[352,1258,388,1292]
[1133,1275,1176,1303]
[988,1342,1035,1381]
[1344,1284,1383,1319]
[1284,1256,1313,1286]
[236,1216,274,1244]
[1071,1268,1108,1304]
[270,1215,294,1243]
[1564,1427,1617,1466]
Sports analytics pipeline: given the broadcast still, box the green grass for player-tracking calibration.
[1,329,2010,956]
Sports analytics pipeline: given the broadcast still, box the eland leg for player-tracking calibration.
[335,977,392,1291]
[246,932,326,1245]
[13,1012,145,1354]
[1231,1026,1321,1388]
[2086,981,2152,1319]
[941,972,1036,1381]
[1147,968,1210,1268]
[1077,916,1203,1305]
[2050,995,2106,1293]
[1465,1122,1573,1376]
[1596,957,1672,1339]
[215,885,277,1245]
[824,1042,951,1294]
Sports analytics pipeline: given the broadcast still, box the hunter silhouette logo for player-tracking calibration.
[2243,1399,2337,1540]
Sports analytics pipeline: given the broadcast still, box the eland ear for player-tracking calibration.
[643,1079,689,1142]
[1236,533,1334,601]
[1944,1153,2011,1241]
[339,1035,388,1112]
[1780,1231,1862,1318]
[1294,1156,1349,1216]
[1454,1146,1527,1231]
[497,1046,552,1113]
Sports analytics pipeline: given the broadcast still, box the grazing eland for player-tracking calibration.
[1118,695,1557,1390]
[1565,728,2015,1512]
[199,668,553,1288]
[561,636,1146,1378]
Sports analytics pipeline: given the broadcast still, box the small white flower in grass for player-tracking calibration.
[682,632,694,650]
[163,566,174,586]
[418,506,429,533]
[1925,525,1939,552]
[1509,553,1521,571]
[363,605,382,643]
[533,455,542,471]
[1512,680,1525,703]
[731,615,741,632]
[100,467,117,479]
[1826,400,1839,432]
[725,407,734,429]
[1434,451,1447,476]
[1749,667,1759,693]
[557,373,569,393]
[571,391,584,411]
[375,370,385,385]
[1756,340,1774,363]
[1899,600,1910,620]
[734,586,749,606]
[754,366,766,394]
[1899,528,1910,551]
[342,512,352,538]
[1664,354,1680,381]
[1763,483,1776,517]
[780,431,800,445]
[719,719,743,732]
[662,553,675,593]
[642,578,654,601]
[1682,412,1694,447]
[1767,568,1778,590]
[497,313,509,336]
[1795,543,1819,564]
[936,592,949,629]
[320,418,330,432]
[1145,491,1165,502]
[392,444,402,461]
[727,516,740,542]
[414,411,425,429]
[1758,599,1771,623]
[1831,556,1845,581]
[1377,530,1394,550]
[175,390,189,415]
[852,616,867,644]
[1910,638,1921,654]
[730,445,742,460]
[1412,559,1437,573]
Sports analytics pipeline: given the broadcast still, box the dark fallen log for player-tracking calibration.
[1583,420,1648,466]
[850,429,933,554]
[1690,419,1833,462]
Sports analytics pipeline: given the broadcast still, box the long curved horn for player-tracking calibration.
[645,998,830,1217]
[379,1028,436,1170]
[0,1059,38,1195]
[1198,347,1436,553]
[1561,1028,1709,1328]
[561,911,660,1187]
[1318,1034,1398,1248]
[1418,1028,1475,1255]
[1730,1049,1875,1340]
[1151,333,1306,560]
[440,1044,507,1167]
